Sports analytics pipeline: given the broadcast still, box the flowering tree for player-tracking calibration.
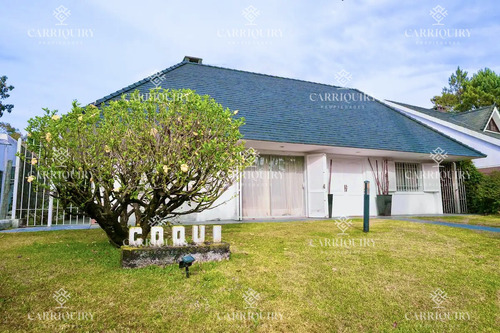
[24,89,254,247]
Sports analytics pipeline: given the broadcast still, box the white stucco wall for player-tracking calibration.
[176,183,239,222]
[389,192,442,215]
[329,157,443,217]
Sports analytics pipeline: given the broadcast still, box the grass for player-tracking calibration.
[0,219,498,332]
[413,215,500,228]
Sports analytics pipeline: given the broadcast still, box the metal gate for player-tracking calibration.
[11,139,91,227]
[440,162,467,214]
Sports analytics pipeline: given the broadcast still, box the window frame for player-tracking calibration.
[395,161,423,192]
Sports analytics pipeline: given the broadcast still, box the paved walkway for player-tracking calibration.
[0,218,317,233]
[178,217,322,225]
[1,216,498,233]
[0,224,100,233]
[386,216,500,233]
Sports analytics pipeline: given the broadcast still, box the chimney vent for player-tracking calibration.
[183,56,203,64]
[433,105,449,112]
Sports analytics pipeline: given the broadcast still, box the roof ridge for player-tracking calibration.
[452,105,494,116]
[184,61,346,90]
[386,100,433,111]
[94,61,189,105]
[386,100,421,107]
[389,100,496,117]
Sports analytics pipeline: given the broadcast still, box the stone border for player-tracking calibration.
[121,242,230,268]
[0,219,19,230]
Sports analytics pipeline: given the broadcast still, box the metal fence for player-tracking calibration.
[11,138,91,226]
[440,162,467,214]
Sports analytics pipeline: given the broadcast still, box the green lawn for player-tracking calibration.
[0,219,498,332]
[413,215,500,228]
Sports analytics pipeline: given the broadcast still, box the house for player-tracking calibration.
[94,56,486,220]
[385,101,500,174]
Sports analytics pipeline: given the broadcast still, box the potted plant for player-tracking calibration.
[368,159,392,216]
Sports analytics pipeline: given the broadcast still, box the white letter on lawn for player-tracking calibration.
[150,226,164,246]
[213,225,222,243]
[192,225,205,244]
[129,227,143,246]
[172,226,186,246]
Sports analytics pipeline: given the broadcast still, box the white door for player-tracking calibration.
[306,154,328,217]
[331,158,364,216]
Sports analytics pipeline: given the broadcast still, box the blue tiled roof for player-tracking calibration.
[95,60,485,158]
[389,101,500,140]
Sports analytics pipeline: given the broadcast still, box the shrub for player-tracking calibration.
[456,160,484,213]
[475,171,500,214]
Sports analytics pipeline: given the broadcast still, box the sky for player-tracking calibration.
[1,0,499,134]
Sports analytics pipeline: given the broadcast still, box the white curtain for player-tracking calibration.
[242,155,304,218]
[242,155,271,217]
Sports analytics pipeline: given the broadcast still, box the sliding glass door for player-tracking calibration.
[242,155,305,218]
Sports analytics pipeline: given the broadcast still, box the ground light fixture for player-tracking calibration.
[179,254,195,278]
[364,181,370,232]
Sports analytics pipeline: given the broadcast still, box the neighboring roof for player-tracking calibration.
[94,59,485,158]
[388,101,500,140]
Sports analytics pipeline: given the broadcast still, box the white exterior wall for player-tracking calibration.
[395,110,500,170]
[0,134,18,173]
[327,156,442,217]
[176,150,445,222]
[389,192,442,215]
[0,134,18,213]
[176,183,239,222]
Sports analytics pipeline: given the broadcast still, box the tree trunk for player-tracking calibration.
[96,218,129,248]
[85,202,129,248]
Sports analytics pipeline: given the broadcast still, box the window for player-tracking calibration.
[395,162,422,192]
[8,168,15,211]
[486,119,500,133]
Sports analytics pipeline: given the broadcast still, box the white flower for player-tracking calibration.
[45,133,52,142]
[180,164,189,173]
[163,165,169,173]
[51,115,60,121]
[27,175,35,183]
[233,110,239,115]
[150,128,158,136]
[31,158,38,165]
[78,115,83,121]
[104,145,111,153]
